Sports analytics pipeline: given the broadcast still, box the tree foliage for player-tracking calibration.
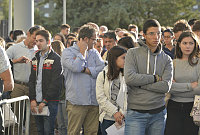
[0,0,193,34]
[36,0,200,34]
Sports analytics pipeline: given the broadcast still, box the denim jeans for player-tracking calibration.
[35,101,58,135]
[101,119,115,135]
[125,109,166,135]
[57,100,68,135]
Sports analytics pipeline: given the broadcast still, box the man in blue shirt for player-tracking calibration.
[62,24,105,134]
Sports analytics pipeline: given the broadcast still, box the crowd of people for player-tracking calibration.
[0,18,200,135]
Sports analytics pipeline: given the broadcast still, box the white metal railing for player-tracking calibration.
[0,96,30,135]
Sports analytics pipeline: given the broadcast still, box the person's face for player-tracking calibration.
[174,31,182,41]
[194,31,200,39]
[179,36,195,58]
[104,38,116,51]
[116,53,126,69]
[94,39,103,54]
[36,35,49,53]
[130,28,138,34]
[54,35,62,41]
[87,32,97,50]
[27,31,37,49]
[68,36,75,44]
[163,32,174,45]
[143,27,161,48]
[61,28,70,36]
[117,31,125,39]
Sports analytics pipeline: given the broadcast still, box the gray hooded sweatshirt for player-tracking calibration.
[124,39,173,110]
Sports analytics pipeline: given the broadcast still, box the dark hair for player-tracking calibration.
[51,40,65,56]
[53,33,66,45]
[66,33,77,47]
[13,30,25,41]
[104,31,117,41]
[176,31,199,66]
[162,29,174,36]
[118,36,135,49]
[192,20,200,32]
[66,33,76,39]
[188,19,197,26]
[28,25,44,35]
[61,24,70,29]
[9,30,14,36]
[72,27,80,33]
[173,19,191,33]
[78,25,96,40]
[143,19,161,34]
[107,46,127,80]
[35,30,51,42]
[70,40,77,47]
[128,24,138,31]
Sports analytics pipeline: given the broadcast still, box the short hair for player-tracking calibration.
[128,24,138,31]
[100,25,108,33]
[188,19,197,26]
[72,27,80,33]
[78,25,96,40]
[104,31,117,41]
[143,19,161,34]
[173,19,191,33]
[115,28,122,33]
[36,30,51,42]
[28,25,44,35]
[51,40,65,56]
[192,20,200,32]
[87,22,99,32]
[118,36,135,49]
[163,29,174,36]
[13,30,25,41]
[66,33,77,39]
[176,31,199,66]
[61,24,70,30]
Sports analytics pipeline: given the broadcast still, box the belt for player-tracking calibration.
[14,80,28,86]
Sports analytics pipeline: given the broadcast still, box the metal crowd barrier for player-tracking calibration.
[0,96,30,135]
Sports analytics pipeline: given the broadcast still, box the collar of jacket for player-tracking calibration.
[35,46,54,59]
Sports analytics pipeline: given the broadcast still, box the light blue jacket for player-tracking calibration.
[62,43,105,105]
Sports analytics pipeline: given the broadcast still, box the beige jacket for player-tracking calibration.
[96,66,127,122]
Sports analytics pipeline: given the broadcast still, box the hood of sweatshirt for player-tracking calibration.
[137,39,163,75]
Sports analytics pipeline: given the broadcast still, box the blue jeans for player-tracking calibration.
[57,100,68,135]
[101,119,115,135]
[35,101,58,135]
[125,109,166,135]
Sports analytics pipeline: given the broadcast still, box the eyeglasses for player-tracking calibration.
[146,32,161,36]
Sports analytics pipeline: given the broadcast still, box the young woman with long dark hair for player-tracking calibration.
[96,46,127,135]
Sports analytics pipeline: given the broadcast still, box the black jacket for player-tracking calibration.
[29,49,63,102]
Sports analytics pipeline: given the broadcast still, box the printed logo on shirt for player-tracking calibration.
[43,59,54,70]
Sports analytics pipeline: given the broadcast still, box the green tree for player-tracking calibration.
[35,0,200,34]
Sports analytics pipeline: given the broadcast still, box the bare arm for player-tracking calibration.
[0,68,14,91]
